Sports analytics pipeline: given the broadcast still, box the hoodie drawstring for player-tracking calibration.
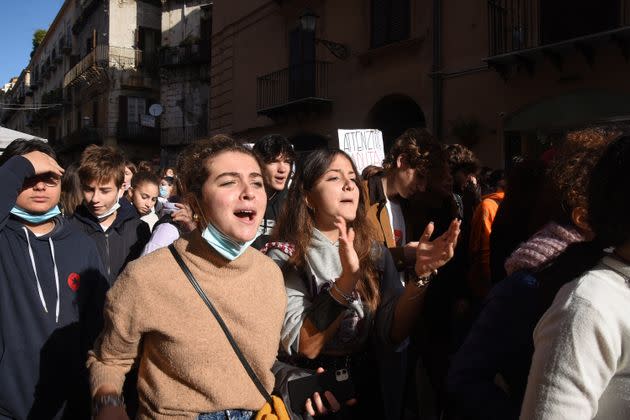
[48,237,61,323]
[22,227,60,323]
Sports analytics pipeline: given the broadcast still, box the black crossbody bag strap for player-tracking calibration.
[168,244,274,405]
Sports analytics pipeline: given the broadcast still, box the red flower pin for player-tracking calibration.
[67,273,80,292]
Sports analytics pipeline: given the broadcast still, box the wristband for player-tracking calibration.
[331,282,358,305]
[92,394,125,418]
[414,270,437,288]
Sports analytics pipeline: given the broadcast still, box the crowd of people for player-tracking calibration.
[0,126,628,420]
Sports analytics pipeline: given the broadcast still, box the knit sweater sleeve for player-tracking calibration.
[86,262,150,396]
[520,290,619,420]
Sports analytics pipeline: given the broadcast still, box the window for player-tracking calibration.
[86,36,94,55]
[371,0,410,49]
[138,27,160,54]
[127,97,147,124]
[541,0,620,44]
[92,100,98,127]
[138,0,162,6]
[288,28,316,101]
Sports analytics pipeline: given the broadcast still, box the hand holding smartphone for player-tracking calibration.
[288,368,356,415]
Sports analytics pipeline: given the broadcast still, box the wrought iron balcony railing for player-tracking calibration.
[488,0,630,56]
[72,0,103,35]
[256,61,331,116]
[117,122,159,143]
[159,44,210,67]
[161,124,207,146]
[63,46,154,88]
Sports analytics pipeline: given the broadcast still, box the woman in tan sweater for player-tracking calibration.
[87,136,287,419]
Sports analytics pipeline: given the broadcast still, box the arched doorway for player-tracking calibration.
[367,94,426,151]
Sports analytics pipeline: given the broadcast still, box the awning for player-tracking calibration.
[504,89,630,132]
[0,126,46,153]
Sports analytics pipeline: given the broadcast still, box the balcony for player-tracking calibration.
[42,63,51,79]
[63,46,152,88]
[256,61,332,118]
[159,44,210,67]
[117,122,159,143]
[31,88,64,126]
[161,124,207,146]
[72,0,102,35]
[61,36,72,54]
[61,127,107,147]
[1,108,17,124]
[486,0,630,77]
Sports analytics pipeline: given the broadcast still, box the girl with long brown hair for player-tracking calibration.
[266,149,459,419]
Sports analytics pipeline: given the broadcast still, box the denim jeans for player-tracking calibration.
[198,409,254,420]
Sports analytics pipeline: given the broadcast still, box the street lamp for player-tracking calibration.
[299,9,318,32]
[298,9,350,60]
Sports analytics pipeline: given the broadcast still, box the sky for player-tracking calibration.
[0,0,65,85]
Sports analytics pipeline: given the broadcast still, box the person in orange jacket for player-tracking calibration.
[468,169,506,298]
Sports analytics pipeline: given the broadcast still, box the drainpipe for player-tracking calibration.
[432,0,443,141]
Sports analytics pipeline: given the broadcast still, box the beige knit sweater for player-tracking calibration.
[87,232,287,419]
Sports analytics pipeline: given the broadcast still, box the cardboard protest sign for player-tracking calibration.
[337,129,385,173]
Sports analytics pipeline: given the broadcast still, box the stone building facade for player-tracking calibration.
[2,0,163,162]
[4,0,630,167]
[209,0,630,168]
[62,0,162,161]
[159,0,212,163]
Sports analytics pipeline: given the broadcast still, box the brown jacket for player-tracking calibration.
[88,232,287,419]
[363,174,411,271]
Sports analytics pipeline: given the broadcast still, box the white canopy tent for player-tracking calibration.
[0,127,46,154]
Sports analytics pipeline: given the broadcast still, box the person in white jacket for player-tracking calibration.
[521,134,630,420]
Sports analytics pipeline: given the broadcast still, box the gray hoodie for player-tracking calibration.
[266,228,405,356]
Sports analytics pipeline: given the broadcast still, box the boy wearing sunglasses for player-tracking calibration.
[0,139,108,419]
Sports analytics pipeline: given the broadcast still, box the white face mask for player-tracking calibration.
[93,202,121,221]
[201,221,256,261]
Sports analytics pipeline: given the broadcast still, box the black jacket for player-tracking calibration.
[252,188,288,250]
[0,156,109,420]
[71,198,150,285]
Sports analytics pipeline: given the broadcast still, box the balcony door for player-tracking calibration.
[119,96,146,137]
[541,0,621,44]
[138,27,160,69]
[289,28,315,101]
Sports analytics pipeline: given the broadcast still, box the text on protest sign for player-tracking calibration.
[337,129,385,174]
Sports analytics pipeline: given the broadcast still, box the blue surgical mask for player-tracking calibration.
[159,186,170,198]
[201,222,255,261]
[11,205,61,224]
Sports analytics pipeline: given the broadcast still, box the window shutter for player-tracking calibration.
[371,0,388,48]
[389,0,410,43]
[119,95,128,127]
